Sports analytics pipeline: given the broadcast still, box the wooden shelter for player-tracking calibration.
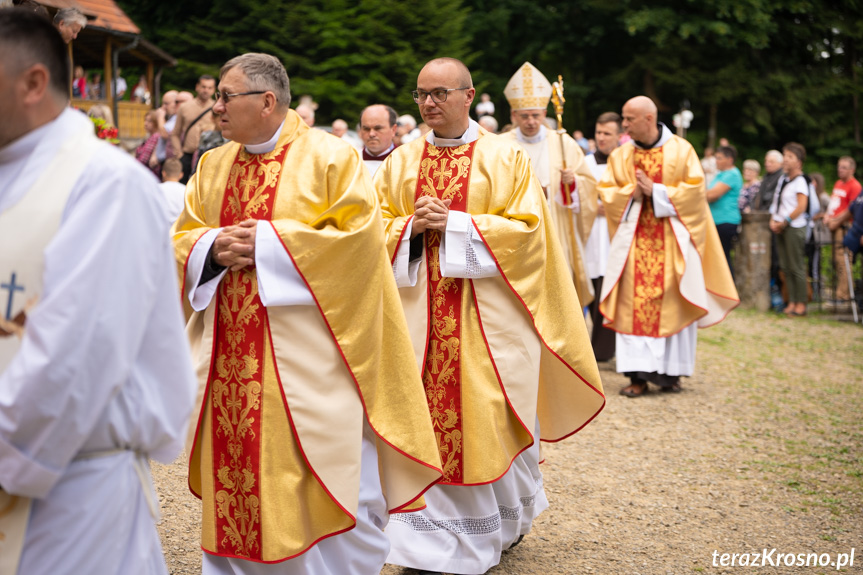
[39,0,176,140]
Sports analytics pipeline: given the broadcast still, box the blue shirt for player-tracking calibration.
[709,167,743,225]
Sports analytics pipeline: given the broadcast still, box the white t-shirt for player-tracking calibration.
[160,180,186,223]
[769,175,809,228]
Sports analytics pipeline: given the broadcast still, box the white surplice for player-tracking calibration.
[184,119,391,575]
[384,121,548,575]
[0,108,197,574]
[583,154,610,280]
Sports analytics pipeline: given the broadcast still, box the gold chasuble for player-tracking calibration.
[173,110,442,563]
[597,133,739,337]
[375,130,605,486]
[502,129,597,307]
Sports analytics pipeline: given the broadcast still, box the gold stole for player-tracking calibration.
[417,141,475,484]
[206,144,288,559]
[632,147,665,337]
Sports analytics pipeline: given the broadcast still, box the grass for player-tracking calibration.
[697,308,863,529]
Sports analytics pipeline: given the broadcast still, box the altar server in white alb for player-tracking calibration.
[582,111,622,362]
[502,62,598,308]
[0,11,196,575]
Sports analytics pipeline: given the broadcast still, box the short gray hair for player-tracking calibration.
[54,7,87,27]
[765,149,783,163]
[742,159,761,173]
[220,53,291,107]
[478,115,498,133]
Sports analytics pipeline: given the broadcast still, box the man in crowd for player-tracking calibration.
[359,104,398,176]
[0,11,196,573]
[151,89,190,173]
[331,118,348,138]
[170,74,216,183]
[397,113,421,144]
[296,102,315,127]
[824,156,861,305]
[583,111,621,362]
[172,52,441,574]
[598,96,738,397]
[477,114,498,133]
[375,56,604,575]
[502,61,597,308]
[53,6,86,43]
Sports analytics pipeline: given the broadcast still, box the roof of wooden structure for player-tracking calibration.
[39,0,176,68]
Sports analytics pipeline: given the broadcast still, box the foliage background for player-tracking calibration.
[118,0,862,176]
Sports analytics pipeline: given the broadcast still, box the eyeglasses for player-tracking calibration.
[411,87,471,104]
[214,90,267,104]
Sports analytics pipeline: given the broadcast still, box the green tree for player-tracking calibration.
[118,0,470,124]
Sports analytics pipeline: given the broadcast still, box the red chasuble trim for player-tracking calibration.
[208,145,290,560]
[415,141,475,485]
[469,223,606,441]
[632,148,665,338]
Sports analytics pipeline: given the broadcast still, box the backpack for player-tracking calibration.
[801,174,821,219]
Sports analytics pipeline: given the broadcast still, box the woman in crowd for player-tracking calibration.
[738,159,762,214]
[706,145,743,272]
[769,142,810,317]
[134,110,161,177]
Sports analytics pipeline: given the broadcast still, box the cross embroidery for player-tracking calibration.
[1,273,24,321]
[226,274,246,312]
[428,340,445,374]
[433,158,453,190]
[240,169,260,202]
[428,247,441,281]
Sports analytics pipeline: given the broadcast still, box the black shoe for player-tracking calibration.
[506,534,525,550]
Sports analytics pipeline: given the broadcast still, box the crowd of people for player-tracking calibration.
[1,6,861,575]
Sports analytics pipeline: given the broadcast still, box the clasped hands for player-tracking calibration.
[214,218,257,271]
[411,196,451,238]
[631,169,653,201]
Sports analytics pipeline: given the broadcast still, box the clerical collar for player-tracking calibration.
[427,119,479,147]
[593,150,609,165]
[515,125,547,144]
[363,143,395,161]
[244,117,287,154]
[632,123,672,150]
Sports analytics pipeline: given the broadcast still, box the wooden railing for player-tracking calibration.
[71,99,151,140]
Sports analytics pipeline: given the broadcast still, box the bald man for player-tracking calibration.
[375,57,604,575]
[296,103,315,127]
[597,96,738,397]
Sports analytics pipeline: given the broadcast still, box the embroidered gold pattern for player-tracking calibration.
[415,142,475,483]
[632,148,665,337]
[209,144,289,559]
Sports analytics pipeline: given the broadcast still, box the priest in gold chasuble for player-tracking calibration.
[172,54,442,575]
[375,57,605,575]
[502,62,598,308]
[598,96,738,398]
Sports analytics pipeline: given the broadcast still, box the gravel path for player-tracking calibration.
[154,310,863,574]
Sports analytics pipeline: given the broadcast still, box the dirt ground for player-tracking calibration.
[153,309,863,574]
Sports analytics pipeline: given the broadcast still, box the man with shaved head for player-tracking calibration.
[597,96,738,397]
[375,57,604,575]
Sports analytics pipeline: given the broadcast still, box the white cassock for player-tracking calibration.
[583,154,610,280]
[0,108,197,574]
[384,123,549,575]
[184,122,391,575]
